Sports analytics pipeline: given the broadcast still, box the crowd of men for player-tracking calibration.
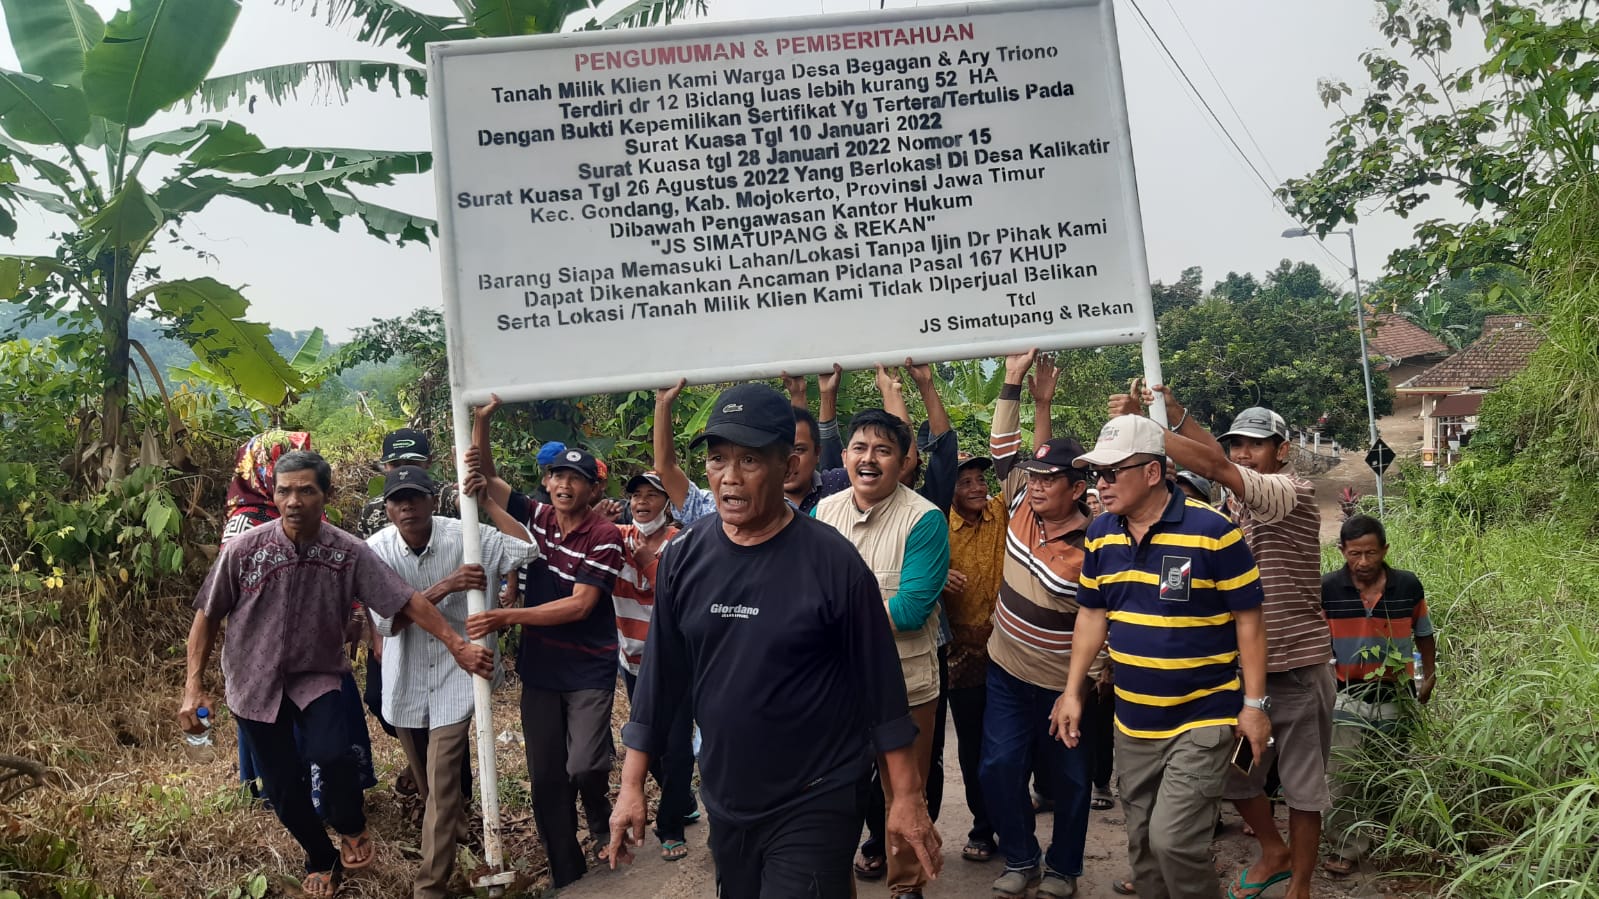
[178,351,1439,899]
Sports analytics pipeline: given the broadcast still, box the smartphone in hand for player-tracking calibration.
[1231,735,1256,775]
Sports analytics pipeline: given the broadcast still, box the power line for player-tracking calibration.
[1158,0,1282,185]
[1119,0,1350,273]
[1121,0,1278,200]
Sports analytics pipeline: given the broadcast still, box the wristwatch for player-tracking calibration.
[1243,696,1271,712]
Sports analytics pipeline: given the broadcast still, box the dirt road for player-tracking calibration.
[1304,410,1425,542]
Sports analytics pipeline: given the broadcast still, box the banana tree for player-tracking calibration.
[0,0,435,483]
[196,0,707,112]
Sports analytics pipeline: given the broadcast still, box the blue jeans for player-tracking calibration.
[978,662,1091,876]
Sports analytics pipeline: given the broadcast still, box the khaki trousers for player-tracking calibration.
[397,719,472,899]
[1116,724,1232,899]
[882,700,938,896]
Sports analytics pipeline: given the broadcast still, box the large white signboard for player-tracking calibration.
[429,0,1157,402]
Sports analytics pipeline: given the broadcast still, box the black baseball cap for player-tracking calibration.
[689,383,796,449]
[382,465,438,499]
[380,428,431,463]
[626,471,667,494]
[1020,437,1089,478]
[545,447,600,482]
[957,451,993,472]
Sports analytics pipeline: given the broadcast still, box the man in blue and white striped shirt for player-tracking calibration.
[366,465,537,899]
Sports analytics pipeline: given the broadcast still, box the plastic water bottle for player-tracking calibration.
[186,707,213,747]
[1412,651,1425,685]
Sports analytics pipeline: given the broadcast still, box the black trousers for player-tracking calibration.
[860,646,948,857]
[622,669,699,843]
[712,783,858,899]
[1088,687,1116,791]
[521,685,615,888]
[237,691,365,873]
[947,682,995,845]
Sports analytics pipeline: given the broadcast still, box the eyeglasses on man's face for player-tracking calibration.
[1090,460,1155,485]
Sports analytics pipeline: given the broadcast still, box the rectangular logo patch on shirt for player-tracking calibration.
[1159,555,1192,602]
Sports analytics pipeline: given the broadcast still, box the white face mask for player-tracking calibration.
[632,512,669,537]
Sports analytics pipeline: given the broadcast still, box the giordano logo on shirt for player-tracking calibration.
[709,602,760,619]
[1159,555,1192,602]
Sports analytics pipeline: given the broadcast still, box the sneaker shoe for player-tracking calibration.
[993,864,1042,898]
[1038,870,1077,898]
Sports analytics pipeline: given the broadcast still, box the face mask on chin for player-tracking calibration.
[633,512,669,537]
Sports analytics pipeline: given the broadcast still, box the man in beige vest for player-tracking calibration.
[816,408,951,899]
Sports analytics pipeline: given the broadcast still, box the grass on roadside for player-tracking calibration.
[1332,511,1599,898]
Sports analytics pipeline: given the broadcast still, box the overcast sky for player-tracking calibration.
[1,0,1474,339]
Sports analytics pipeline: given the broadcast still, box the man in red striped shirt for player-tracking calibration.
[613,471,697,861]
[1111,387,1333,899]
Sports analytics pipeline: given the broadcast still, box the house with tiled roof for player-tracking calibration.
[1396,315,1544,466]
[1366,313,1451,413]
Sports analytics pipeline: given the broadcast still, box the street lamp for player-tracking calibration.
[1283,226,1385,516]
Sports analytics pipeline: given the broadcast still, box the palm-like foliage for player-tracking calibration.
[0,0,702,483]
[197,0,707,113]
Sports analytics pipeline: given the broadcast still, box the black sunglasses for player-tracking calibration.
[1089,460,1155,484]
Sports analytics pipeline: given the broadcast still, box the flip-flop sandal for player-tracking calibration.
[301,869,341,898]
[853,854,886,881]
[1091,795,1116,810]
[339,830,375,870]
[661,839,689,861]
[1112,879,1137,895]
[682,809,702,825]
[1227,867,1291,899]
[961,839,995,862]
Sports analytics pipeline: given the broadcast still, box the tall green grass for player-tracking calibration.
[1334,511,1599,897]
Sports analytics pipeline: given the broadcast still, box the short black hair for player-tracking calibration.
[792,406,821,448]
[1339,514,1387,547]
[276,450,333,493]
[846,408,912,455]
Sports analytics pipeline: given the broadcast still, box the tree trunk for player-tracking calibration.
[99,250,131,483]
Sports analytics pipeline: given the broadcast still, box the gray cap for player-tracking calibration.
[1174,470,1214,500]
[1221,407,1289,442]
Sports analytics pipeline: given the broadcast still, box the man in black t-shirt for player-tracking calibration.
[607,383,943,898]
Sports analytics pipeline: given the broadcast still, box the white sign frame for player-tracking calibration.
[429,2,1170,880]
[427,0,1166,406]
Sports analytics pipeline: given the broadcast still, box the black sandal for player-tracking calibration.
[961,839,995,862]
[853,853,886,880]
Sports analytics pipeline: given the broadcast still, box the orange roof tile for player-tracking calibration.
[1398,316,1543,392]
[1366,313,1450,361]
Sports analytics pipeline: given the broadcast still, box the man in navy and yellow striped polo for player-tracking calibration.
[1051,415,1270,899]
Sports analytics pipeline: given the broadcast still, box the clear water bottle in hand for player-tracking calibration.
[1412,650,1425,685]
[186,707,213,747]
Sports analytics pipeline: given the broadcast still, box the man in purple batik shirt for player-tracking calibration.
[180,451,493,898]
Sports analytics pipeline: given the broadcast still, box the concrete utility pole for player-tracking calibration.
[1283,227,1384,516]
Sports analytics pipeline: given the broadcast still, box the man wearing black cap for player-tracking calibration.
[357,429,461,539]
[365,465,537,899]
[355,428,465,802]
[980,349,1096,899]
[468,446,625,888]
[607,382,942,898]
[1111,387,1332,899]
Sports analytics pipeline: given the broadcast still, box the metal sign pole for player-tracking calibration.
[1101,0,1166,426]
[450,400,516,895]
